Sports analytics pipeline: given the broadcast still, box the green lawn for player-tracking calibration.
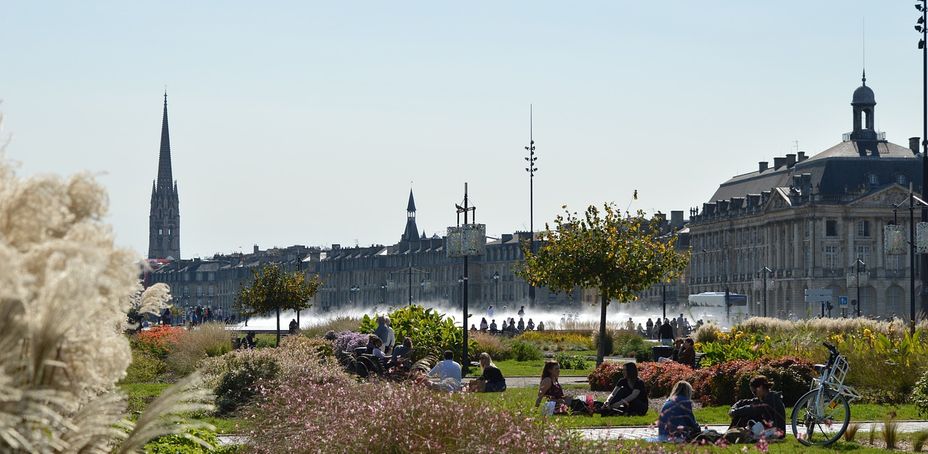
[468,386,922,429]
[119,382,247,434]
[490,359,594,377]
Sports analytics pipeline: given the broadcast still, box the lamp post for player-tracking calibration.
[524,105,537,308]
[380,283,387,305]
[492,271,500,303]
[916,0,928,319]
[661,284,667,320]
[296,256,304,327]
[855,258,865,318]
[349,285,360,304]
[762,267,772,318]
[892,187,928,331]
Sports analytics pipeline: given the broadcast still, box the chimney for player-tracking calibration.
[797,151,807,162]
[773,157,786,169]
[758,161,768,173]
[670,210,684,229]
[785,154,796,168]
[253,244,259,254]
[910,137,920,155]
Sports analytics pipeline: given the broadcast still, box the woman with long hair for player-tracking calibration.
[657,381,700,442]
[602,362,649,416]
[535,361,567,409]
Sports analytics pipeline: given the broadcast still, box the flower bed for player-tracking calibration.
[135,325,185,357]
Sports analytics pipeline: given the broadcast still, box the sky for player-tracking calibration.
[1,1,925,259]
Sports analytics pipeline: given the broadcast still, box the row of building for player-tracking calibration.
[146,73,926,321]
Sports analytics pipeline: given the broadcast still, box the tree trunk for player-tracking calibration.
[597,294,608,365]
[276,305,281,347]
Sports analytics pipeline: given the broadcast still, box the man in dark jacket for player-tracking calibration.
[729,375,786,437]
[658,319,674,345]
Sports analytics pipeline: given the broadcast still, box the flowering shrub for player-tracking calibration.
[516,330,593,351]
[639,361,707,399]
[136,325,185,357]
[588,361,625,391]
[698,330,770,367]
[247,368,591,453]
[332,331,369,354]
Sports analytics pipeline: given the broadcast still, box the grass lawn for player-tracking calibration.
[491,359,594,377]
[119,382,248,434]
[468,386,922,429]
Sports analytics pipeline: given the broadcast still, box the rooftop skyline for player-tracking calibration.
[2,1,925,259]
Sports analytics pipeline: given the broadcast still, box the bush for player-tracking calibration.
[914,369,928,417]
[591,330,614,356]
[136,325,185,357]
[638,361,703,398]
[301,316,362,339]
[471,331,513,361]
[613,332,651,362]
[509,340,543,361]
[555,353,588,370]
[332,331,369,354]
[166,323,233,375]
[359,305,475,362]
[246,370,594,453]
[587,361,625,391]
[122,347,167,384]
[215,355,280,415]
[144,427,226,454]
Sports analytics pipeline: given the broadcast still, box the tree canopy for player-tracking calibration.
[519,203,690,363]
[237,264,320,317]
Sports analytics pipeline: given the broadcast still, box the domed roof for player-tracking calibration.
[852,84,875,105]
[852,71,875,105]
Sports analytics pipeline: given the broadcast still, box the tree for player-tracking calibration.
[519,203,690,365]
[236,264,321,347]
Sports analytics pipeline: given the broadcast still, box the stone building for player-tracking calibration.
[148,93,181,260]
[686,75,923,319]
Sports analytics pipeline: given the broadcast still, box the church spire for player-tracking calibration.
[157,92,174,190]
[402,189,419,242]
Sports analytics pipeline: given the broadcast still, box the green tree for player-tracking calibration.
[236,264,321,347]
[519,203,690,365]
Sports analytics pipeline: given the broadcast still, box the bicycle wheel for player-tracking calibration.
[791,388,850,446]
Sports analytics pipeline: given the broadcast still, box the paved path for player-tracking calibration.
[218,421,928,446]
[579,421,928,440]
[475,375,588,388]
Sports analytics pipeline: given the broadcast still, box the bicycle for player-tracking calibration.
[791,342,860,446]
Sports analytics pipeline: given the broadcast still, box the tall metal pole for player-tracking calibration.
[462,183,470,375]
[856,258,862,318]
[408,255,413,306]
[661,284,666,320]
[912,191,918,327]
[918,1,928,321]
[296,257,303,327]
[762,267,770,318]
[525,106,537,308]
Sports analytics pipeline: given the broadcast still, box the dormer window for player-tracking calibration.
[897,174,907,186]
[868,174,879,186]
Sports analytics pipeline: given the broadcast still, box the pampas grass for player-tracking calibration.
[843,423,860,442]
[0,141,212,452]
[914,430,928,452]
[167,323,233,375]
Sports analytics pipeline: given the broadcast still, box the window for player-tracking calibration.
[856,220,870,237]
[824,245,839,269]
[158,228,163,235]
[826,220,838,237]
[887,254,904,271]
[897,174,908,186]
[856,245,871,266]
[868,174,879,186]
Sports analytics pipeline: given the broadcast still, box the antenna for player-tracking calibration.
[862,17,866,79]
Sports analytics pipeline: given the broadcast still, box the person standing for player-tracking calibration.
[646,318,654,339]
[659,319,674,346]
[518,305,525,317]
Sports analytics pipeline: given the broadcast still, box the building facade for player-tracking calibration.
[148,93,181,260]
[148,191,580,317]
[685,75,923,320]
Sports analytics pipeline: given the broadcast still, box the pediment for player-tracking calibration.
[847,184,910,208]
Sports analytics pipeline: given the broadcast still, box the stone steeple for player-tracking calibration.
[148,92,181,260]
[401,189,419,243]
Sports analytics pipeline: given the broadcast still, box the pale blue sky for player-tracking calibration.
[1,1,923,258]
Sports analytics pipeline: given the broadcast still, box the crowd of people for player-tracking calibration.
[472,305,545,335]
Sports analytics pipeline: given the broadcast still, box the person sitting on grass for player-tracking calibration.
[527,318,535,330]
[428,350,462,392]
[600,362,649,416]
[387,337,413,369]
[480,317,489,331]
[657,381,701,442]
[535,361,569,412]
[468,352,507,392]
[729,375,786,438]
[537,321,544,331]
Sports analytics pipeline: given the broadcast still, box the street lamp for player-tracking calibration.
[492,271,500,303]
[917,0,928,320]
[855,258,865,318]
[380,282,387,304]
[524,105,538,308]
[761,267,772,318]
[349,285,360,304]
